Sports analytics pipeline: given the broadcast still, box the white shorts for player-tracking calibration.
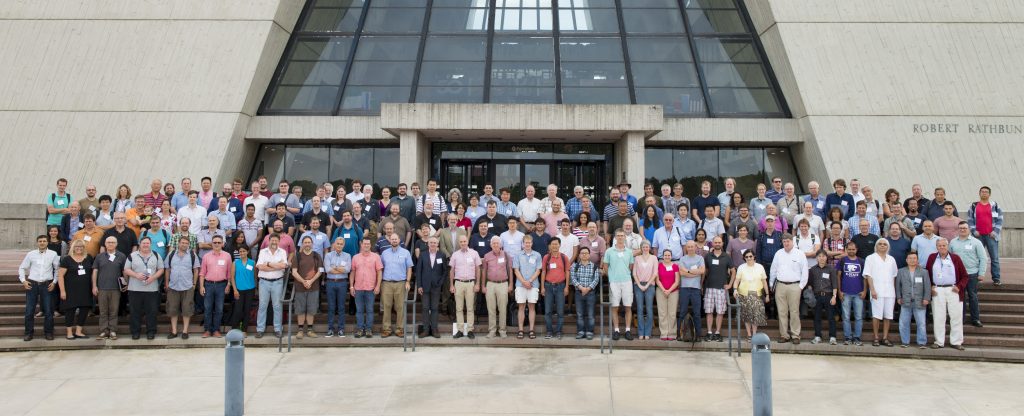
[871,296,896,320]
[515,286,539,304]
[609,281,633,307]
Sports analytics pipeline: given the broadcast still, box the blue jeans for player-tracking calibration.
[979,234,1000,282]
[203,281,227,333]
[634,284,655,337]
[325,280,348,332]
[544,282,566,334]
[354,290,375,331]
[899,304,928,346]
[841,294,864,340]
[24,281,54,336]
[964,274,980,323]
[256,278,284,333]
[574,288,596,334]
[677,287,703,337]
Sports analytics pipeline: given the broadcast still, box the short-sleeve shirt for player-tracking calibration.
[450,249,482,281]
[324,250,352,280]
[836,256,865,294]
[542,253,570,284]
[45,192,72,225]
[165,250,198,291]
[200,250,232,282]
[864,254,898,297]
[483,251,511,282]
[234,258,256,291]
[351,252,383,290]
[94,251,126,290]
[704,251,732,289]
[678,254,705,289]
[602,247,634,283]
[293,250,324,292]
[380,247,413,282]
[513,251,542,288]
[911,234,940,265]
[124,251,164,292]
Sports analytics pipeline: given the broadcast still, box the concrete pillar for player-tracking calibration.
[399,130,428,186]
[615,131,646,196]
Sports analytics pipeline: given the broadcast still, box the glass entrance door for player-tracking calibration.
[495,162,550,202]
[555,162,606,210]
[442,161,488,205]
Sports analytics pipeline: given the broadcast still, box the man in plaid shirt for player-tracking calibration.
[570,247,600,340]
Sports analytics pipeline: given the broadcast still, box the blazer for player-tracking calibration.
[924,252,969,302]
[415,250,448,292]
[437,227,467,258]
[895,266,931,309]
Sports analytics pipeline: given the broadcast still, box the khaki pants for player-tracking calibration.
[454,280,476,332]
[485,281,509,334]
[775,283,802,339]
[656,287,678,337]
[97,289,120,333]
[380,281,406,332]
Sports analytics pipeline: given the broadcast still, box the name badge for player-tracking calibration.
[316,234,324,240]
[77,269,86,276]
[913,218,922,224]
[84,235,92,242]
[528,258,536,265]
[429,219,436,225]
[712,259,719,265]
[318,267,325,273]
[246,265,253,271]
[617,252,624,258]
[78,223,84,229]
[965,244,972,250]
[914,277,922,283]
[550,263,558,269]
[478,242,484,247]
[229,207,236,212]
[591,242,598,247]
[335,205,342,212]
[467,258,474,264]
[783,208,789,214]
[740,249,747,255]
[343,233,351,239]
[841,201,848,206]
[146,268,153,275]
[992,211,999,218]
[56,200,65,206]
[436,258,443,265]
[670,235,679,241]
[217,260,226,266]
[363,205,370,212]
[767,238,774,244]
[103,215,111,221]
[816,201,824,209]
[157,241,164,247]
[821,273,829,279]
[487,223,494,228]
[108,254,116,261]
[690,265,697,270]
[498,257,505,264]
[758,204,765,210]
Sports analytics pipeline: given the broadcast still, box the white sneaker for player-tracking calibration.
[811,336,821,344]
[829,337,837,345]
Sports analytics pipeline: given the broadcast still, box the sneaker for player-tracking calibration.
[306,330,318,338]
[109,332,117,340]
[454,332,464,339]
[778,337,790,343]
[295,330,303,339]
[715,333,724,342]
[901,344,909,348]
[274,331,283,339]
[556,332,562,340]
[487,332,497,339]
[993,280,1002,286]
[703,334,712,342]
[624,331,633,341]
[544,333,553,340]
[354,330,363,339]
[467,331,475,339]
[364,331,374,338]
[829,337,837,345]
[952,344,965,351]
[575,332,585,339]
[792,338,801,345]
[919,345,927,349]
[854,338,863,346]
[325,330,335,338]
[586,332,594,340]
[337,330,346,338]
[612,331,621,341]
[842,339,850,346]
[971,321,984,328]
[255,332,264,339]
[499,331,507,338]
[96,331,109,340]
[693,336,702,343]
[811,336,821,344]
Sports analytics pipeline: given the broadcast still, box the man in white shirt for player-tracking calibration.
[500,217,524,258]
[20,235,60,341]
[793,201,825,239]
[770,234,809,344]
[864,238,898,346]
[416,179,448,216]
[255,234,290,339]
[556,219,579,264]
[517,185,542,224]
[177,191,207,234]
[849,178,865,203]
[243,181,269,223]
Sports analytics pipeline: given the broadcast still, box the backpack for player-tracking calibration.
[45,192,71,220]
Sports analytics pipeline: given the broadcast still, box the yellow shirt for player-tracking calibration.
[736,263,767,295]
[73,228,105,257]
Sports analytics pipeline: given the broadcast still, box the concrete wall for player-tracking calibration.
[0,0,303,248]
[748,0,1024,210]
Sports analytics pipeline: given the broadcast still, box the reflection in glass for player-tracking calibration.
[765,148,800,190]
[250,145,286,186]
[286,146,331,186]
[718,148,763,195]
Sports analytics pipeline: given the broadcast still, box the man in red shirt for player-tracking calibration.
[968,186,1003,286]
[200,235,233,338]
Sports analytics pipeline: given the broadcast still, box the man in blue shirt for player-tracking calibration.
[803,180,828,220]
[652,214,683,261]
[765,176,785,204]
[825,179,856,220]
[379,233,413,337]
[299,217,331,257]
[323,238,352,337]
[755,217,784,269]
[691,181,720,222]
[332,211,362,257]
[848,201,881,236]
[885,222,912,268]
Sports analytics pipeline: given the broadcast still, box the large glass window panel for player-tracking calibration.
[558,0,614,6]
[684,0,738,10]
[644,148,674,191]
[340,86,411,111]
[423,36,487,61]
[286,146,331,186]
[622,9,685,34]
[279,61,346,85]
[372,147,400,191]
[558,8,619,33]
[701,63,770,88]
[718,148,763,196]
[635,88,706,115]
[268,85,340,111]
[353,37,420,60]
[626,37,692,62]
[346,62,415,85]
[289,37,354,61]
[623,0,678,7]
[429,7,489,33]
[708,88,780,114]
[419,62,486,86]
[630,63,699,88]
[361,8,426,33]
[489,86,557,103]
[561,87,629,104]
[495,2,554,32]
[686,9,746,34]
[764,148,800,191]
[328,147,373,183]
[674,149,717,199]
[303,0,365,32]
[416,86,484,103]
[558,37,623,61]
[695,39,760,63]
[492,36,554,61]
[250,145,286,186]
[560,62,627,87]
[490,62,556,86]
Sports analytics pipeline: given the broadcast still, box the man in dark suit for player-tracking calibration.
[416,236,448,338]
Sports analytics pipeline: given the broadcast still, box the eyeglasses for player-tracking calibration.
[213,242,223,245]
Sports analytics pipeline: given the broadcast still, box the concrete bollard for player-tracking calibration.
[751,332,772,416]
[225,329,245,416]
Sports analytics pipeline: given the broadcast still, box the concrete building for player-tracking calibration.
[1,0,1021,254]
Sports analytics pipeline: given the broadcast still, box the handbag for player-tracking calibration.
[802,285,817,308]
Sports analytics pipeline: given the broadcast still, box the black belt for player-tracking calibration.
[326,277,348,281]
[935,284,954,287]
[815,291,831,296]
[777,281,799,285]
[259,277,282,282]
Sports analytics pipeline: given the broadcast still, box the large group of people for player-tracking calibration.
[20,175,1003,351]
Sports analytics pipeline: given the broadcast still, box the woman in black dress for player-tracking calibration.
[58,239,94,339]
[46,225,66,317]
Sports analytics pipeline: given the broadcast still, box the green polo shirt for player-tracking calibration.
[602,246,634,283]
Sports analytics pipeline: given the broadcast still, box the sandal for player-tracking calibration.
[872,339,880,347]
[881,339,893,347]
[528,331,536,339]
[516,331,524,339]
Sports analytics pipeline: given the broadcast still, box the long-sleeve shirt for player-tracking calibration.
[769,247,808,288]
[569,262,600,289]
[19,249,60,283]
[755,231,783,264]
[949,236,989,276]
[825,193,856,220]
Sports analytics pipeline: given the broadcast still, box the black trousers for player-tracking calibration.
[64,307,88,327]
[128,291,159,337]
[421,287,442,333]
[227,289,256,331]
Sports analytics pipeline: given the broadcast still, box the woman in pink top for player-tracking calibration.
[656,249,681,341]
[632,241,658,340]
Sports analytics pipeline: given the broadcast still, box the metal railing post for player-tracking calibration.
[225,329,245,416]
[751,332,773,416]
